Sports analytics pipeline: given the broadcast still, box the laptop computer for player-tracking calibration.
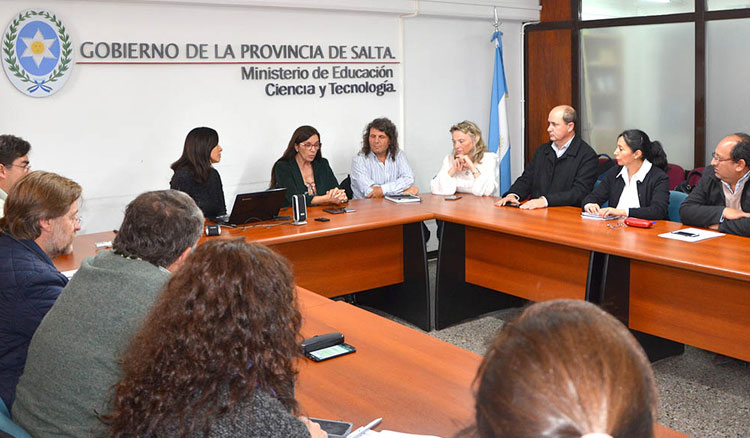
[214,188,288,226]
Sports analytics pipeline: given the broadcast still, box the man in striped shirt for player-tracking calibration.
[351,117,419,199]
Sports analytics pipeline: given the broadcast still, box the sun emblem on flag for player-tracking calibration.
[2,9,73,97]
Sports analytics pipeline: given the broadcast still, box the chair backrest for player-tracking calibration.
[597,154,614,181]
[0,398,31,438]
[674,167,704,194]
[668,190,689,222]
[666,163,686,190]
[687,167,704,186]
[338,174,353,200]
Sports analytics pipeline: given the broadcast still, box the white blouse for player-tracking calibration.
[430,152,499,197]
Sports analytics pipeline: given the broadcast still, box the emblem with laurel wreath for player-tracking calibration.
[2,9,73,96]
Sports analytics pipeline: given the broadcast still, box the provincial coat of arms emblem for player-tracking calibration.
[2,9,73,97]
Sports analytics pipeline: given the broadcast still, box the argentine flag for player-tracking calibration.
[488,30,511,194]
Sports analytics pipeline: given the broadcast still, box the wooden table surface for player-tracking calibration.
[296,289,479,436]
[421,194,750,281]
[294,289,689,438]
[201,198,433,246]
[52,236,691,438]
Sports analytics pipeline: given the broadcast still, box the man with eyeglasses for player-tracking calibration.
[680,133,750,237]
[0,171,82,410]
[0,134,32,218]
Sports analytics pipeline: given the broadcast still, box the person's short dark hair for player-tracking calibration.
[729,133,750,167]
[0,135,31,166]
[0,171,81,240]
[467,299,657,438]
[361,117,399,160]
[113,190,204,268]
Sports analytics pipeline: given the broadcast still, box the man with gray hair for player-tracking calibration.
[13,190,204,437]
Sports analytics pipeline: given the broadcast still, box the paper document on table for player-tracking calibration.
[659,227,725,242]
[62,269,78,279]
[580,212,623,221]
[361,431,442,438]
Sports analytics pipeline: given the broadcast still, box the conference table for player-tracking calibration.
[53,232,689,438]
[55,199,433,330]
[420,194,750,362]
[57,193,749,363]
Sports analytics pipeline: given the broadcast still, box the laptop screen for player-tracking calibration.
[224,188,287,225]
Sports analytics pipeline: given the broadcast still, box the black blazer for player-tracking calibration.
[581,164,669,220]
[504,136,598,207]
[680,166,750,237]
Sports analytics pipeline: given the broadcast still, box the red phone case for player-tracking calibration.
[624,217,654,228]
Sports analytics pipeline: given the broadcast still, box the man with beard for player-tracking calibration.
[0,171,82,409]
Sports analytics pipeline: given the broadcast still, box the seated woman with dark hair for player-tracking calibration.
[170,127,226,219]
[104,239,326,438]
[467,299,658,438]
[270,125,347,207]
[583,129,669,220]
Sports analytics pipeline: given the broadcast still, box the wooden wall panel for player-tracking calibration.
[540,0,572,22]
[526,29,573,162]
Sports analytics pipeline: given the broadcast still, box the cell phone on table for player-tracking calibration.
[445,195,462,201]
[323,207,347,214]
[305,343,357,362]
[308,418,353,438]
[503,202,521,208]
[672,230,699,237]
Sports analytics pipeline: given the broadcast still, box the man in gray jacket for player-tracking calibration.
[12,190,204,437]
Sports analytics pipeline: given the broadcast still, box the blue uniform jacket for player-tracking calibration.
[0,234,67,409]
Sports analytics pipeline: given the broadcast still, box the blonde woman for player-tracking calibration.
[430,121,499,196]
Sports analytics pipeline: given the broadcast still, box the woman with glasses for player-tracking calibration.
[104,239,327,438]
[270,125,347,207]
[170,127,227,219]
[582,129,669,220]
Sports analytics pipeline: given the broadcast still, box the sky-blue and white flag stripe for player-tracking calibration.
[488,30,511,194]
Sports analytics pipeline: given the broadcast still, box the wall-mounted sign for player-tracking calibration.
[2,9,73,97]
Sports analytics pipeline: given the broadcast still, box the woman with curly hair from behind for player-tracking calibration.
[104,239,326,438]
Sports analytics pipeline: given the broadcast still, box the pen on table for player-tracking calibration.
[347,417,382,438]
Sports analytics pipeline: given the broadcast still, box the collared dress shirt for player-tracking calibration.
[351,149,415,199]
[615,159,653,216]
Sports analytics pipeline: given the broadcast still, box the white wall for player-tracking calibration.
[403,16,524,191]
[0,0,538,233]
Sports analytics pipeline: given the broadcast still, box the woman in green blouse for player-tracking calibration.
[270,125,348,207]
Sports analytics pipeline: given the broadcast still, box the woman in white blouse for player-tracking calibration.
[582,129,669,220]
[430,121,499,197]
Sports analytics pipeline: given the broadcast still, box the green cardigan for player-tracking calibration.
[273,157,340,207]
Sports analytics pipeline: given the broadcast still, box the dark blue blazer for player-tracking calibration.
[581,164,670,220]
[0,234,67,408]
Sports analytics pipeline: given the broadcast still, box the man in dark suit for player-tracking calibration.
[495,105,598,210]
[680,133,750,237]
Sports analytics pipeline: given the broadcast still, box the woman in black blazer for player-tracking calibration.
[582,129,670,220]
